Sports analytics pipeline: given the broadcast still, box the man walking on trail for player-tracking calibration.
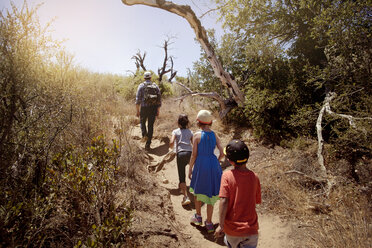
[136,71,161,150]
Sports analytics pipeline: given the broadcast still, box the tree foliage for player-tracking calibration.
[194,0,372,162]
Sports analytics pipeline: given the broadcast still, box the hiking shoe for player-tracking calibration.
[205,221,215,233]
[182,196,191,206]
[145,143,151,151]
[190,213,202,225]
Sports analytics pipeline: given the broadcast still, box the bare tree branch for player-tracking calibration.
[198,2,228,19]
[126,70,136,76]
[173,80,234,119]
[284,170,328,183]
[158,38,173,82]
[121,0,245,106]
[324,93,372,128]
[167,57,177,82]
[173,80,193,93]
[131,50,147,71]
[316,93,332,175]
[317,92,372,174]
[314,91,372,197]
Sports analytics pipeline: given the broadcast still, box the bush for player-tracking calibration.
[1,136,133,247]
[50,136,133,247]
[117,70,173,102]
[0,4,133,247]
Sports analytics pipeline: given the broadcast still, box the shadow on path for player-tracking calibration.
[148,142,169,156]
[191,224,225,246]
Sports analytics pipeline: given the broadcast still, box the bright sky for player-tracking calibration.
[1,0,223,77]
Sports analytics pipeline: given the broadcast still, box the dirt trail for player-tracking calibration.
[131,122,295,247]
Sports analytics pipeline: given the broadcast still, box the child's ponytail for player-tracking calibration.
[178,114,189,129]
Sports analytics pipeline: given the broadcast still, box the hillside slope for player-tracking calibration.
[116,98,318,247]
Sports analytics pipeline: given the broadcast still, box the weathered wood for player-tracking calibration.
[284,170,327,183]
[316,93,334,175]
[158,38,177,83]
[173,80,232,119]
[316,91,371,197]
[131,50,147,71]
[121,0,245,106]
[317,92,372,173]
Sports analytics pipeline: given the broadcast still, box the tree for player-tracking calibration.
[0,2,74,183]
[131,50,147,71]
[157,37,177,83]
[130,37,177,96]
[0,4,134,246]
[211,0,371,171]
[121,0,246,114]
[311,0,372,178]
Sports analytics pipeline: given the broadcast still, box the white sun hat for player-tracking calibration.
[196,110,213,125]
[144,71,152,79]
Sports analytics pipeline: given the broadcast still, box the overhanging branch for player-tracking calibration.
[121,0,245,106]
[173,80,233,119]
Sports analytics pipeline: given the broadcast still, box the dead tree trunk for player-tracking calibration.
[121,0,245,108]
[131,50,147,71]
[317,92,372,173]
[316,91,372,196]
[158,38,177,83]
[316,93,334,175]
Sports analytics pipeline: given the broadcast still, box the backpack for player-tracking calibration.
[143,83,159,105]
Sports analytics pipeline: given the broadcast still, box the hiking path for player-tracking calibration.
[130,114,296,247]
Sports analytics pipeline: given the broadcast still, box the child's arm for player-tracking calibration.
[188,133,200,179]
[169,133,176,149]
[215,197,228,238]
[216,134,225,161]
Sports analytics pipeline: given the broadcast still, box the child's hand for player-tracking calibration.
[214,226,224,238]
[188,169,192,180]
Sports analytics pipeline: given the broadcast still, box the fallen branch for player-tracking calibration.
[284,170,327,184]
[147,150,176,172]
[284,170,335,197]
[324,94,372,129]
[316,93,332,175]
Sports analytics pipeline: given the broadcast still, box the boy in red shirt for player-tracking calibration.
[215,140,261,248]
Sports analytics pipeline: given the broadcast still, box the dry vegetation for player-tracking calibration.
[1,3,370,248]
[135,96,372,247]
[246,138,372,248]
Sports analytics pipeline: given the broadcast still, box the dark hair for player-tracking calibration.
[178,114,189,129]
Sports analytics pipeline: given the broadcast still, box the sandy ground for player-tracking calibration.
[132,123,295,248]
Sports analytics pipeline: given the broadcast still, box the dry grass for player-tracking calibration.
[110,96,371,247]
[305,185,371,248]
[248,138,372,248]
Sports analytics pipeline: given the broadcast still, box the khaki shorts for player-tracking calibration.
[224,234,259,248]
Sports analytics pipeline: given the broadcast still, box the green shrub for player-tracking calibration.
[117,70,173,102]
[0,136,133,247]
[159,81,173,97]
[50,136,133,247]
[0,4,133,247]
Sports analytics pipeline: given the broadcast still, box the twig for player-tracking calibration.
[284,170,327,183]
